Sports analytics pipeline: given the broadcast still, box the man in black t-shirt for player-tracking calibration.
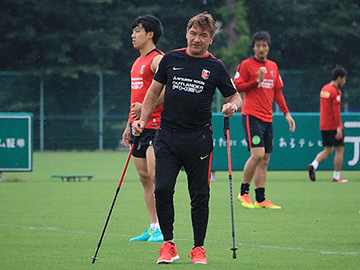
[133,12,242,265]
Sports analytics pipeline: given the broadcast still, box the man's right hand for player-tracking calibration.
[335,127,343,140]
[122,126,131,148]
[132,120,146,136]
[257,67,267,83]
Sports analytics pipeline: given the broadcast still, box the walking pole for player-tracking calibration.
[224,117,238,259]
[91,142,136,263]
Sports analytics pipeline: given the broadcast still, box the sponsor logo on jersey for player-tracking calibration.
[131,77,143,89]
[258,78,274,89]
[201,69,210,80]
[172,76,205,94]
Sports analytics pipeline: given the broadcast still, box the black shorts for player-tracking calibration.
[130,127,157,158]
[242,114,273,153]
[321,130,344,147]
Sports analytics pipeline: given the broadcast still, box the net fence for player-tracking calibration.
[0,69,358,150]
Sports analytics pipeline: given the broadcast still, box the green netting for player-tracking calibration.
[0,70,359,150]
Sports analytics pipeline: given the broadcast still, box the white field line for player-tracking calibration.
[1,223,359,257]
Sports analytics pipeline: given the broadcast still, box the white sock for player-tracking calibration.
[311,160,319,170]
[150,223,160,230]
[333,171,340,180]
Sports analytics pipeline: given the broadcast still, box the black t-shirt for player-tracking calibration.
[154,48,237,131]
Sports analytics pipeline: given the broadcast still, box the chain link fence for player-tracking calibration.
[0,69,359,150]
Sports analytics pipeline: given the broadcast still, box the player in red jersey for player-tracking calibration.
[233,31,295,209]
[308,66,348,183]
[122,15,164,242]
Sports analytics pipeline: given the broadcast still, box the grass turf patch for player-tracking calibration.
[0,151,359,269]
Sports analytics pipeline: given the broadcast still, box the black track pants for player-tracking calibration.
[154,126,213,247]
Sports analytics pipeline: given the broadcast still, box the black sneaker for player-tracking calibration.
[307,165,316,181]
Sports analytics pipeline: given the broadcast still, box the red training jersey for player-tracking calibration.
[233,57,289,122]
[130,49,164,129]
[319,83,343,131]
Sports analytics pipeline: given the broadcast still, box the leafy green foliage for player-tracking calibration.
[245,0,360,70]
[1,0,359,150]
[0,0,135,76]
[0,0,249,76]
[214,0,251,72]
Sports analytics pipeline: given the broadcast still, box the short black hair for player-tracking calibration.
[331,65,347,81]
[252,31,271,47]
[132,15,163,45]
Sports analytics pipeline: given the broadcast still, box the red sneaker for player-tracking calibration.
[187,247,207,264]
[156,242,179,264]
[332,177,348,183]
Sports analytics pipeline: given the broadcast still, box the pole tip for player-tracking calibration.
[231,247,238,259]
[91,256,98,263]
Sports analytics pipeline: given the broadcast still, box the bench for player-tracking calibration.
[52,174,93,182]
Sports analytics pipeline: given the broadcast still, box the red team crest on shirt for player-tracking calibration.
[140,65,145,75]
[201,69,210,80]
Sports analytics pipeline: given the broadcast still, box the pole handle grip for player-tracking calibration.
[223,117,230,139]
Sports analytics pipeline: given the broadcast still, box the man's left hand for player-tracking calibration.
[131,102,142,119]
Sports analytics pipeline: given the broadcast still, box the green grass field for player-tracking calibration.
[0,151,359,270]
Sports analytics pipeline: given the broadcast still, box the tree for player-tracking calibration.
[0,0,251,76]
[245,0,360,71]
[0,0,137,77]
[214,0,251,73]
